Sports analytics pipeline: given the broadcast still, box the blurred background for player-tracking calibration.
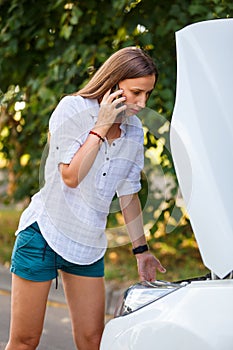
[1,0,232,284]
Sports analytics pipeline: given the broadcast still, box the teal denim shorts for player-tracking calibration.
[11,222,104,284]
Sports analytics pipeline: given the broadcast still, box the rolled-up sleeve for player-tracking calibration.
[49,96,87,165]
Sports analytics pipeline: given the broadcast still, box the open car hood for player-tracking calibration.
[170,19,233,278]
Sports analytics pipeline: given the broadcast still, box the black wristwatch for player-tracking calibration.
[132,244,149,255]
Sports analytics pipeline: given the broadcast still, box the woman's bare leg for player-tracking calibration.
[61,272,105,350]
[5,273,52,350]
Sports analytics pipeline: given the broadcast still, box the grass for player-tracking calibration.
[0,208,209,284]
[0,208,21,267]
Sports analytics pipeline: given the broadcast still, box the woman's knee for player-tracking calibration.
[6,333,40,350]
[73,325,104,350]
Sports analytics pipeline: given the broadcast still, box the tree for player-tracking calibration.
[0,0,232,238]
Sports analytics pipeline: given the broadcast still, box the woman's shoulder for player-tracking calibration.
[56,95,98,111]
[49,95,98,128]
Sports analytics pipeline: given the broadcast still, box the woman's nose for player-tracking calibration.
[137,95,147,108]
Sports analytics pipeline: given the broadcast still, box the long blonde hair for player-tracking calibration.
[74,47,158,100]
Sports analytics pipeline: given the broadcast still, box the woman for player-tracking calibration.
[6,47,166,350]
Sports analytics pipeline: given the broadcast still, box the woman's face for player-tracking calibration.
[119,75,156,116]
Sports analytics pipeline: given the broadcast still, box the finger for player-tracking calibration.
[158,264,166,273]
[101,89,112,103]
[101,90,125,107]
[113,101,127,116]
[110,89,124,100]
[140,275,147,282]
[114,106,126,118]
[112,95,126,106]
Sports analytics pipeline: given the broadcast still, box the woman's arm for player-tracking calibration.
[60,133,103,188]
[60,89,126,188]
[120,193,166,281]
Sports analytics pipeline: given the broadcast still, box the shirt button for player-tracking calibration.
[103,172,106,176]
[56,146,59,150]
[112,143,115,146]
[106,157,109,161]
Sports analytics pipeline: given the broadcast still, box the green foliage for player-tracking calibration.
[0,0,232,259]
[0,209,21,264]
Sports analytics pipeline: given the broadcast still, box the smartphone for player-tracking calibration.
[111,84,126,120]
[111,84,121,98]
[111,84,123,109]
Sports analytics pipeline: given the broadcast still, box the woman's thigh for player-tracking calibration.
[8,274,52,347]
[61,272,105,349]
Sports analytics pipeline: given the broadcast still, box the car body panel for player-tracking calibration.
[170,18,233,277]
[101,280,233,349]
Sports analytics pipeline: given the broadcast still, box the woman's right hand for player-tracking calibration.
[94,89,126,134]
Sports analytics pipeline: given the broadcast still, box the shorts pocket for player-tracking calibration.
[11,226,46,272]
[15,225,44,251]
[15,230,37,252]
[13,226,45,255]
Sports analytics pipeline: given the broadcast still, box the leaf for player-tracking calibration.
[70,6,83,25]
[60,24,73,39]
[1,0,231,248]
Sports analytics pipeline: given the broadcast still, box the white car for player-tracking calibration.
[100,18,233,350]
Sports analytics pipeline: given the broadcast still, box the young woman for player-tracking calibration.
[6,47,166,350]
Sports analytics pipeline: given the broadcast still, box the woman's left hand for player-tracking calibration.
[136,252,166,281]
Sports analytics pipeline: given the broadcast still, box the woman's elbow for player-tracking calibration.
[62,177,78,188]
[60,165,79,188]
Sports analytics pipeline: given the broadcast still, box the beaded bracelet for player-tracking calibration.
[89,130,105,142]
